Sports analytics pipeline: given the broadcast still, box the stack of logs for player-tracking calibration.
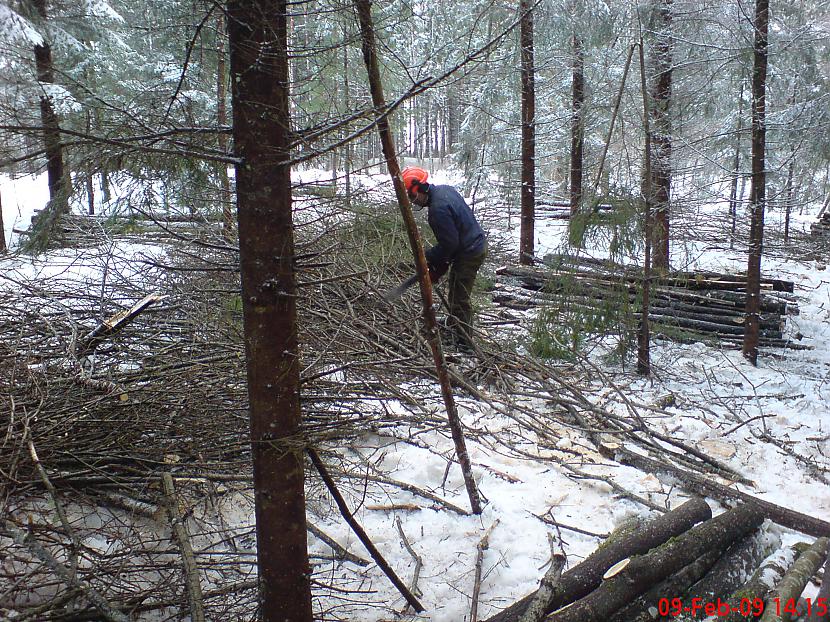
[19,210,224,248]
[493,257,801,349]
[811,210,830,240]
[486,498,830,622]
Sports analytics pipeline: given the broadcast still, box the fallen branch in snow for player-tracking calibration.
[307,446,425,613]
[1,518,130,622]
[471,520,500,622]
[395,516,423,613]
[337,469,470,516]
[307,522,370,566]
[484,497,712,622]
[518,535,566,622]
[161,472,205,622]
[601,442,830,537]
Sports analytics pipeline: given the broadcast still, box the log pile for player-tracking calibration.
[17,210,224,248]
[811,210,830,240]
[486,501,830,622]
[493,257,801,349]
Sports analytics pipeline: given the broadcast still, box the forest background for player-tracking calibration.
[1,1,829,621]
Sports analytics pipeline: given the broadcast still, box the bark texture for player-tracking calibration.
[649,0,673,270]
[519,0,536,264]
[742,0,769,365]
[720,543,803,622]
[805,548,830,622]
[569,31,584,216]
[759,538,830,622]
[227,1,313,619]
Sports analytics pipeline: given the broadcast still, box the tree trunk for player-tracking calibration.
[353,0,482,515]
[728,81,744,250]
[638,40,653,376]
[784,153,795,246]
[650,0,673,271]
[742,0,769,365]
[569,31,584,216]
[519,0,536,265]
[217,12,233,241]
[484,498,712,622]
[342,24,352,208]
[547,503,764,622]
[226,1,313,620]
[0,188,6,253]
[33,0,67,214]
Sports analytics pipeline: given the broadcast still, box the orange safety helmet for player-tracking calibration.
[401,166,429,196]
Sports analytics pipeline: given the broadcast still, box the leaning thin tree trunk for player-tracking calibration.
[484,497,712,622]
[742,0,769,365]
[569,29,584,216]
[547,503,764,622]
[649,0,673,271]
[227,1,313,620]
[353,0,483,515]
[638,39,653,376]
[519,0,536,265]
[592,45,635,196]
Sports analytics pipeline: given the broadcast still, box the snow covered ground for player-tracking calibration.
[2,170,828,621]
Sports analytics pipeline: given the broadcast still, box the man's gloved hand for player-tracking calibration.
[427,262,448,284]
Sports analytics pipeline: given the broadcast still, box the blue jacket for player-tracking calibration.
[424,184,485,268]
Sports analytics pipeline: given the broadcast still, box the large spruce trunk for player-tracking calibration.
[227,1,313,620]
[519,0,536,264]
[650,0,673,270]
[742,0,769,365]
[569,31,584,217]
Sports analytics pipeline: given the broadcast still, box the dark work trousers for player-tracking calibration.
[447,242,487,348]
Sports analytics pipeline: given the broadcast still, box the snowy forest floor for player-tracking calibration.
[1,169,829,621]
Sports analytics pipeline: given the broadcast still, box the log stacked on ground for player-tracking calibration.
[484,498,713,622]
[493,261,799,348]
[544,503,764,622]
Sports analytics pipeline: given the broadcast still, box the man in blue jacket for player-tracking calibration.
[401,166,487,352]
